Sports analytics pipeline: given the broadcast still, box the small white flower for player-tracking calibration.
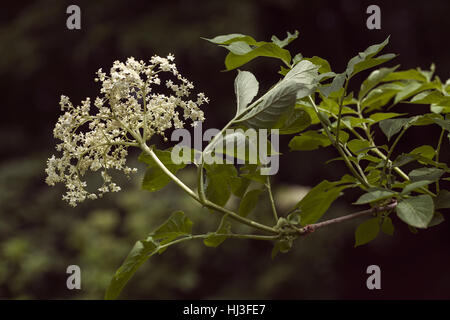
[46,54,208,206]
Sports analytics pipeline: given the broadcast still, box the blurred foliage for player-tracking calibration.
[1,0,450,299]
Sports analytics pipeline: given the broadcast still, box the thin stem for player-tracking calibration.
[140,143,278,234]
[157,233,280,251]
[309,95,370,188]
[382,126,408,186]
[265,176,278,223]
[335,78,349,144]
[356,102,436,197]
[435,128,445,193]
[297,199,398,235]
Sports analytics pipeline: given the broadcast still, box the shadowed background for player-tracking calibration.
[0,0,449,299]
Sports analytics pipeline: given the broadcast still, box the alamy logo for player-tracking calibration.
[170,122,280,175]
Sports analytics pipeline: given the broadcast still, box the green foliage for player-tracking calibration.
[292,180,351,225]
[106,211,194,299]
[355,218,380,247]
[103,31,450,298]
[396,195,434,228]
[139,148,186,192]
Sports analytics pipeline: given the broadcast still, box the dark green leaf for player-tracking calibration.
[288,130,331,151]
[396,195,434,228]
[139,149,186,192]
[381,217,394,236]
[379,118,409,141]
[105,237,159,300]
[347,139,371,155]
[355,218,380,247]
[204,215,232,247]
[401,180,433,195]
[435,190,450,209]
[151,211,193,245]
[354,189,396,205]
[238,189,263,217]
[409,167,444,182]
[295,180,349,225]
[368,112,405,124]
[428,212,445,227]
[204,164,238,206]
[277,108,311,134]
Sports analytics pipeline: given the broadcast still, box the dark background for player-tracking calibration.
[0,0,449,299]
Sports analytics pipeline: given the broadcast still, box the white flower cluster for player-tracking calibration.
[46,55,208,206]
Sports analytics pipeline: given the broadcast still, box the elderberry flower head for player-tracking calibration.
[46,55,208,206]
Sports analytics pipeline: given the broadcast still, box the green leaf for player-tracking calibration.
[347,139,371,155]
[379,118,409,141]
[320,73,345,98]
[410,145,435,160]
[346,37,390,76]
[432,118,450,131]
[296,101,319,125]
[381,217,394,236]
[394,82,427,104]
[341,116,372,129]
[428,212,445,227]
[409,167,444,182]
[410,90,450,106]
[396,195,434,228]
[354,189,396,205]
[238,189,263,217]
[203,215,232,247]
[212,130,260,164]
[295,180,349,225]
[271,238,293,259]
[239,60,318,129]
[359,65,399,100]
[288,130,331,151]
[435,190,450,209]
[105,237,159,300]
[277,108,311,135]
[204,164,238,206]
[382,69,427,82]
[224,43,291,70]
[368,112,405,124]
[401,180,433,195]
[303,56,331,74]
[361,83,403,110]
[151,211,193,245]
[234,70,259,116]
[354,218,380,247]
[351,54,397,77]
[139,149,186,192]
[241,81,296,128]
[203,33,257,45]
[271,30,299,48]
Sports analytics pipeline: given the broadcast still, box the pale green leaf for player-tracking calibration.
[234,70,259,116]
